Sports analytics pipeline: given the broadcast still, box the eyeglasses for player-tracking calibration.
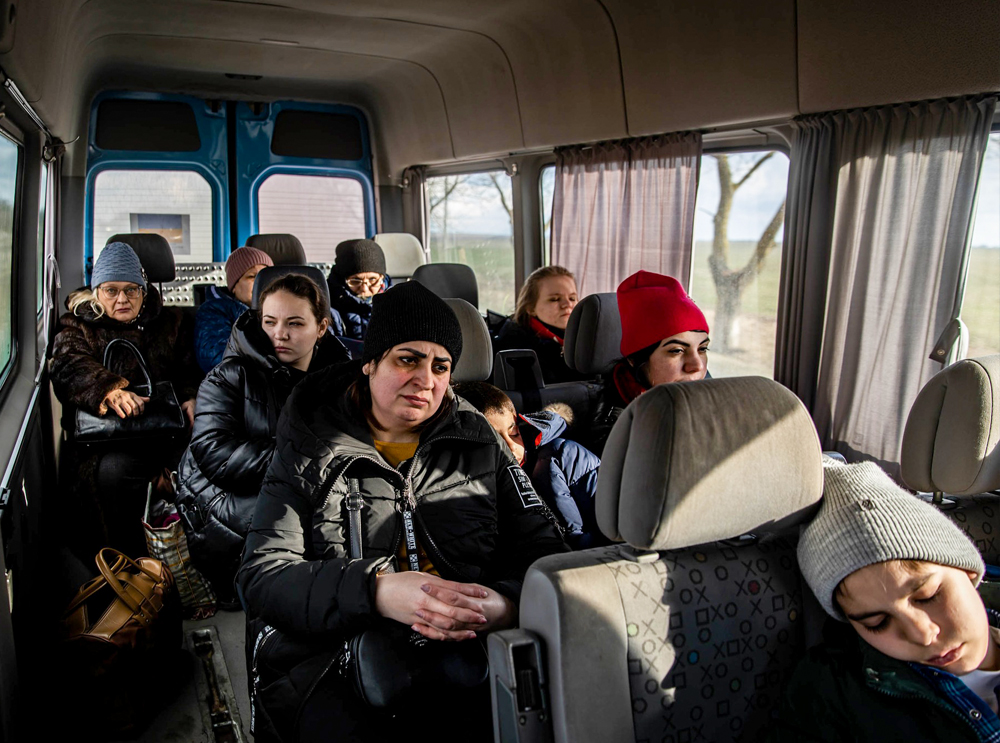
[99,286,144,300]
[346,277,383,290]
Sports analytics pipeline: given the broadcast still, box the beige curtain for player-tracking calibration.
[776,96,998,474]
[551,133,701,296]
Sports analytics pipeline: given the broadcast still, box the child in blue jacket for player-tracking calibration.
[454,382,607,549]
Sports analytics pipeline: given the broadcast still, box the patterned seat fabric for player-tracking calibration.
[947,493,1000,564]
[603,537,805,743]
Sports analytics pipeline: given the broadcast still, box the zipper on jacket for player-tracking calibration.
[399,434,483,579]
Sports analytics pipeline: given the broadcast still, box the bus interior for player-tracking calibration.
[0,1,998,741]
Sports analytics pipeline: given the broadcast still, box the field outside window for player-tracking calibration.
[540,165,554,265]
[258,174,366,262]
[964,131,1000,358]
[0,135,19,381]
[690,151,789,379]
[426,172,515,314]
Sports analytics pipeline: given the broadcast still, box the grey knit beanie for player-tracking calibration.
[91,241,147,290]
[798,460,984,620]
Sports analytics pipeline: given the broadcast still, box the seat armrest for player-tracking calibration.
[489,629,554,743]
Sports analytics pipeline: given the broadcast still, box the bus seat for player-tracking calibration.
[374,232,426,281]
[411,263,479,307]
[492,348,602,425]
[490,377,824,743]
[444,298,492,383]
[563,292,621,376]
[107,233,176,283]
[250,265,331,310]
[245,233,307,265]
[900,353,1000,563]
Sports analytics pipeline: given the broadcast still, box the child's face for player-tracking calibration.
[485,406,525,466]
[837,560,997,675]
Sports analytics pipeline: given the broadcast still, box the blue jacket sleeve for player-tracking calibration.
[195,300,238,373]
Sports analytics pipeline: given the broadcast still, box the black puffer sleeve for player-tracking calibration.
[487,431,570,603]
[188,359,273,493]
[237,387,384,636]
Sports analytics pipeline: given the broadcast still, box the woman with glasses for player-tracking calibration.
[50,241,202,558]
[325,238,390,342]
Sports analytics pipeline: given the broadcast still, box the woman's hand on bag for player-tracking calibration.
[103,388,149,419]
[181,399,196,427]
[375,572,493,641]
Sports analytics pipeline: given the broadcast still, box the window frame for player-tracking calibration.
[85,162,225,278]
[250,166,375,256]
[0,123,25,402]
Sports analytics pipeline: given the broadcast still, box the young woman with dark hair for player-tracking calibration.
[176,274,349,603]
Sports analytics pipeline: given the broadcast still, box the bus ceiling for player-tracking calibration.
[0,1,996,185]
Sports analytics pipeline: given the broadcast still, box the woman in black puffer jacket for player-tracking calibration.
[176,274,349,603]
[238,281,568,743]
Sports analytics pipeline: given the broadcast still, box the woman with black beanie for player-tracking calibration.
[326,238,390,341]
[238,280,568,743]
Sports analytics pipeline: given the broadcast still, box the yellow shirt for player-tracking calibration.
[372,439,438,576]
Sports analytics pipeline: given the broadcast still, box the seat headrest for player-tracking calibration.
[564,293,621,375]
[900,354,1000,496]
[596,377,824,550]
[107,233,175,283]
[251,265,331,310]
[245,234,307,265]
[374,233,426,278]
[444,298,492,383]
[411,263,479,307]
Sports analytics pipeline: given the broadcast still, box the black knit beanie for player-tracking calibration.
[362,281,463,367]
[333,239,387,279]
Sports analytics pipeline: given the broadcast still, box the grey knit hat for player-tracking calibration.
[798,460,984,620]
[92,241,147,290]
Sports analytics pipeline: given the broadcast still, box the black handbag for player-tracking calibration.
[73,338,187,444]
[336,478,489,709]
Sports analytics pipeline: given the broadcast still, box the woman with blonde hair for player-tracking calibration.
[492,265,589,384]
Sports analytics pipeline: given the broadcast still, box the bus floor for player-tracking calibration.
[139,608,253,743]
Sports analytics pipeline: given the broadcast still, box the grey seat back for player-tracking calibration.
[374,232,426,280]
[444,298,492,383]
[245,233,307,265]
[411,263,479,307]
[107,233,176,283]
[251,265,331,310]
[900,354,1000,563]
[563,292,621,375]
[506,377,824,743]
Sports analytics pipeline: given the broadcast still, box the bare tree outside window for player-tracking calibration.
[426,172,515,313]
[691,151,789,378]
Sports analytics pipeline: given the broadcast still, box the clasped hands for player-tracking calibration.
[375,571,516,641]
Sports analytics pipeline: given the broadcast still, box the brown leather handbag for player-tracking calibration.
[59,548,182,736]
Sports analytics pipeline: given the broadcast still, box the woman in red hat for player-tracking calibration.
[590,270,710,453]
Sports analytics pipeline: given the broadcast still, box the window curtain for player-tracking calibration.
[776,95,997,474]
[551,133,701,297]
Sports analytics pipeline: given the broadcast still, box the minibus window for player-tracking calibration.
[426,172,515,314]
[92,169,214,264]
[257,173,366,262]
[963,131,1000,358]
[0,135,20,382]
[36,162,47,314]
[690,150,789,379]
[540,165,555,265]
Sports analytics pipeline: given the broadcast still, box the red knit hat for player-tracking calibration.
[226,246,273,291]
[617,270,709,358]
